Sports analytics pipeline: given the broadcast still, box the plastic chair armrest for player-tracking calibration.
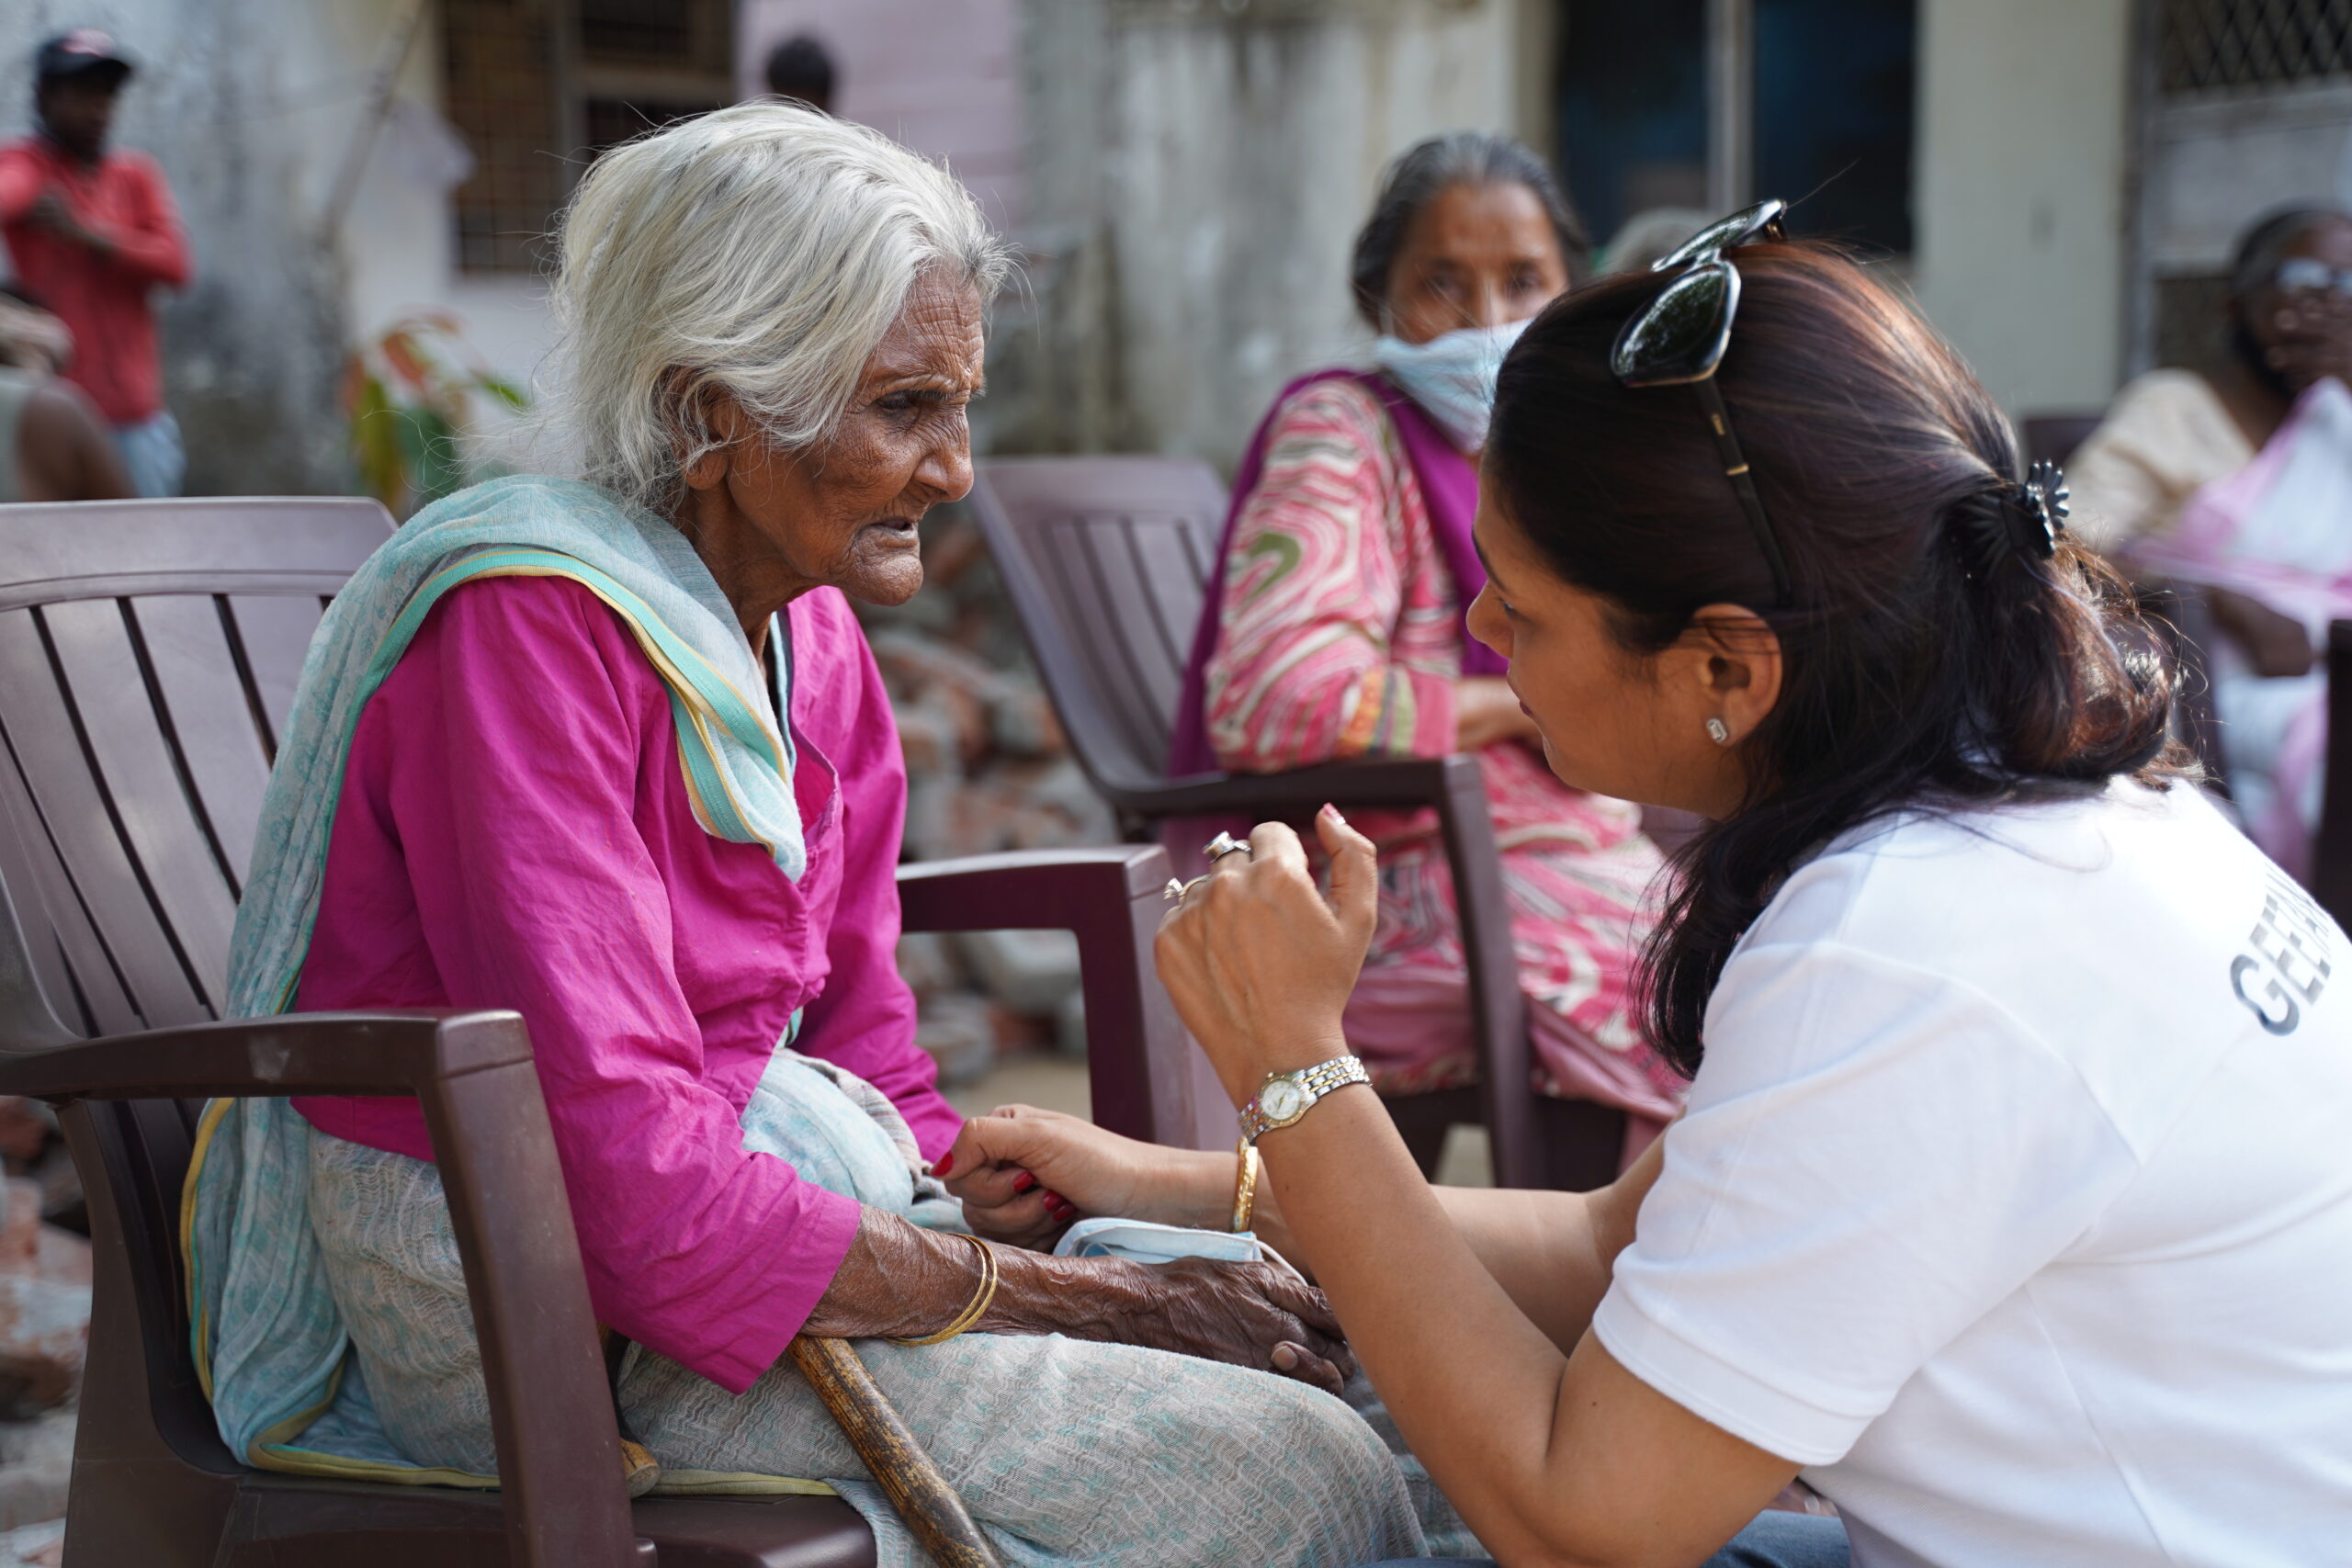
[1109,756,1457,818]
[1117,756,1533,1178]
[0,1010,639,1568]
[0,1009,526,1101]
[897,848,1182,1144]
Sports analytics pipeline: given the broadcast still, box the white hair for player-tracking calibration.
[529,101,1012,513]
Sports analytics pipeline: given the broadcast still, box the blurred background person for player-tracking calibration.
[2071,207,2352,568]
[0,280,132,504]
[2073,208,2352,874]
[2075,206,2352,879]
[1169,131,1681,1168]
[0,283,71,377]
[0,29,190,498]
[765,33,839,115]
[1599,206,1711,276]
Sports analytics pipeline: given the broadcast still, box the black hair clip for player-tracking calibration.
[2007,461,2070,560]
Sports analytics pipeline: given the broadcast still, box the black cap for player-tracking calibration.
[35,29,133,85]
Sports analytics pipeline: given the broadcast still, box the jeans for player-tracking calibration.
[1358,1504,1849,1568]
[112,410,184,498]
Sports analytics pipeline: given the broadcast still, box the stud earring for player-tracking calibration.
[1705,716,1730,745]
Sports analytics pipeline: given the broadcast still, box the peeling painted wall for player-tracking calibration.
[997,0,1521,468]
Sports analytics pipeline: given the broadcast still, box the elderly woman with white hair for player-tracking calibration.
[184,104,1455,1565]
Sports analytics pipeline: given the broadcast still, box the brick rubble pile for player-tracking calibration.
[0,1098,89,1564]
[856,508,1120,1085]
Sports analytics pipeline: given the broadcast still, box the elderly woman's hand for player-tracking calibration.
[1012,1252,1355,1397]
[808,1209,1351,1394]
[1155,807,1380,1107]
[1077,1250,1354,1401]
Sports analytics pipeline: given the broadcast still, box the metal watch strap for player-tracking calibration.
[1238,1055,1371,1144]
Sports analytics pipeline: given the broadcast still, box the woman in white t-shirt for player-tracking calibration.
[938,218,2352,1568]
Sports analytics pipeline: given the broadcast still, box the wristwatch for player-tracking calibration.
[1238,1055,1371,1145]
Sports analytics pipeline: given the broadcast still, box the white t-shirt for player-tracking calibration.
[1592,779,2352,1568]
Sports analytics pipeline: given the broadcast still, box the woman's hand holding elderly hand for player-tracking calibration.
[944,1103,1235,1247]
[941,1122,1355,1392]
[1156,807,1381,1104]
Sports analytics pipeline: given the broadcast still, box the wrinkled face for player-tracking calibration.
[1381,181,1572,345]
[712,267,984,606]
[36,74,120,162]
[2245,217,2352,389]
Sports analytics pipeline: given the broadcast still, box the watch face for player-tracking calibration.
[1261,1078,1309,1122]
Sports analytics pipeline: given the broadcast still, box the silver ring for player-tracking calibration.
[1163,875,1211,902]
[1203,830,1252,864]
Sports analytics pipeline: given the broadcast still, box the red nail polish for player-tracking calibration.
[933,1151,955,1179]
[1012,1171,1036,1194]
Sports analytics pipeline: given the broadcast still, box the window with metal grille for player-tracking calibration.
[580,0,694,62]
[2158,0,2352,95]
[442,0,565,274]
[440,0,734,274]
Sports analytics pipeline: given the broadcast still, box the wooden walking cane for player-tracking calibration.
[789,1336,1005,1568]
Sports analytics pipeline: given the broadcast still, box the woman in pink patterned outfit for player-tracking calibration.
[1170,133,1681,1154]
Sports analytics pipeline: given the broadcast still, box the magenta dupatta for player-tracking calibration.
[1168,370,1502,775]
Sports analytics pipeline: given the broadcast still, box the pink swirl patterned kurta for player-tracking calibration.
[1200,378,1682,1119]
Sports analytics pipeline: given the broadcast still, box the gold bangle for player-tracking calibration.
[886,1232,1000,1347]
[1229,1138,1261,1234]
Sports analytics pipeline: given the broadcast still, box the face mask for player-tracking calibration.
[1373,317,1530,453]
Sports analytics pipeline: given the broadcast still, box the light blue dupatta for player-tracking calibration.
[182,474,815,1481]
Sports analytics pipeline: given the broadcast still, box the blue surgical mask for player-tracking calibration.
[1373,318,1530,453]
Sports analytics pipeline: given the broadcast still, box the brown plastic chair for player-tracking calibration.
[2307,621,2352,929]
[0,497,1183,1567]
[968,457,1626,1191]
[2022,412,2105,470]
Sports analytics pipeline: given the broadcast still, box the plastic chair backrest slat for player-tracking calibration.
[969,457,1230,804]
[0,501,387,1042]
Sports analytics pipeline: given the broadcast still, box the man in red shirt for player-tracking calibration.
[0,30,190,495]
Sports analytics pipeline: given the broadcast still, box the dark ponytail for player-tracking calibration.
[1486,244,2186,1077]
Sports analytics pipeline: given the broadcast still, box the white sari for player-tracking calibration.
[2135,377,2352,878]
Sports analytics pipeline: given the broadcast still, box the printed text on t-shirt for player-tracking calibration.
[2231,873,2335,1036]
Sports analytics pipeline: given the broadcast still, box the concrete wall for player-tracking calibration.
[1910,0,2135,417]
[0,0,390,493]
[739,0,1026,233]
[1002,0,1523,467]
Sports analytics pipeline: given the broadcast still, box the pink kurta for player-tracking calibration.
[1200,378,1680,1120]
[292,573,957,1393]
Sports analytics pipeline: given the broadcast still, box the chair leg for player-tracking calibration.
[1531,1098,1627,1193]
[1382,1086,1482,1179]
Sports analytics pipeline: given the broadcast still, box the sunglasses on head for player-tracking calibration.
[1610,197,1793,606]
